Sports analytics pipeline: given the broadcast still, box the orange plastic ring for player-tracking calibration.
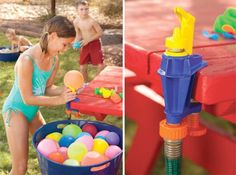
[160,119,187,140]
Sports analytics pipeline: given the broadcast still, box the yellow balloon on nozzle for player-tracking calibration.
[165,7,195,56]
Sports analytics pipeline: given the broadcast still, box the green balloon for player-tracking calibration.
[63,159,80,166]
[94,88,101,95]
[62,124,82,138]
[214,8,236,33]
[68,142,88,162]
[119,92,123,99]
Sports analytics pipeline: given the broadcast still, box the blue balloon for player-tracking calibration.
[59,135,75,148]
[76,132,91,139]
[95,135,106,140]
[202,30,219,40]
[222,32,236,39]
[72,41,81,49]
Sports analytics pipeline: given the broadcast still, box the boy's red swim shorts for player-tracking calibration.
[79,39,103,65]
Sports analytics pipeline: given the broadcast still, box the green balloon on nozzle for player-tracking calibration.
[214,8,236,34]
[94,88,101,95]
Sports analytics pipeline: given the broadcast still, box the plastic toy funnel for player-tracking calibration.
[158,54,207,124]
[158,8,207,124]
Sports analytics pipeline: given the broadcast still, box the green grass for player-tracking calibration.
[0,33,122,174]
[200,111,236,136]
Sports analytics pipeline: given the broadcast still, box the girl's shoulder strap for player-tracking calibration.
[24,54,35,63]
[51,56,57,70]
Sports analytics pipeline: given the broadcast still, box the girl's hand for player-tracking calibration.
[58,87,76,104]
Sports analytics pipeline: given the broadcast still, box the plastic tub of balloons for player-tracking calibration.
[0,46,20,62]
[32,120,122,175]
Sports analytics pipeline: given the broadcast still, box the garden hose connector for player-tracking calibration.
[165,7,195,57]
[160,115,207,140]
[160,119,187,163]
[160,119,188,141]
[164,140,182,159]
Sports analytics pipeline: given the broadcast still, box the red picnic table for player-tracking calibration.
[69,66,123,121]
[125,0,236,175]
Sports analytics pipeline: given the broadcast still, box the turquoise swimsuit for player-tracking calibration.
[2,55,56,123]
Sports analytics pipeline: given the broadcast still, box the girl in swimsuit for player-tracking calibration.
[2,16,76,175]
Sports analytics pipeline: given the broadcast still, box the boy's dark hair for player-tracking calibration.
[40,16,76,53]
[75,0,89,7]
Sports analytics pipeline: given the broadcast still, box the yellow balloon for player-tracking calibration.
[99,87,106,94]
[63,159,80,166]
[68,142,88,162]
[93,138,109,155]
[46,132,62,142]
[102,90,112,99]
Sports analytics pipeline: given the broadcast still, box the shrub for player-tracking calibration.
[92,0,122,18]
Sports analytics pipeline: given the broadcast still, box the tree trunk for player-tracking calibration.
[51,0,56,16]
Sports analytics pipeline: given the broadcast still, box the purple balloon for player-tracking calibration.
[105,132,120,145]
[105,145,122,159]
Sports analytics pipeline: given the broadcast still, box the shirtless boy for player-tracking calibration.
[5,28,32,52]
[73,0,104,83]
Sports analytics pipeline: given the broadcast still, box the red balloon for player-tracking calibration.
[82,124,98,137]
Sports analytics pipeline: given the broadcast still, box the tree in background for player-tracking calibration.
[51,0,56,16]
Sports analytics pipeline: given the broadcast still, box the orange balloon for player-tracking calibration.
[81,151,109,171]
[64,70,84,91]
[48,151,66,164]
[110,92,122,104]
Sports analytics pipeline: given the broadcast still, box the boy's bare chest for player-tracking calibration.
[12,39,19,45]
[12,38,25,45]
[78,21,93,32]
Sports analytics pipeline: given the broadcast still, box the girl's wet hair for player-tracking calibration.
[40,16,76,53]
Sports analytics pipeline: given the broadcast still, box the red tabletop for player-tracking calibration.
[125,0,236,121]
[70,66,123,118]
[126,0,236,50]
